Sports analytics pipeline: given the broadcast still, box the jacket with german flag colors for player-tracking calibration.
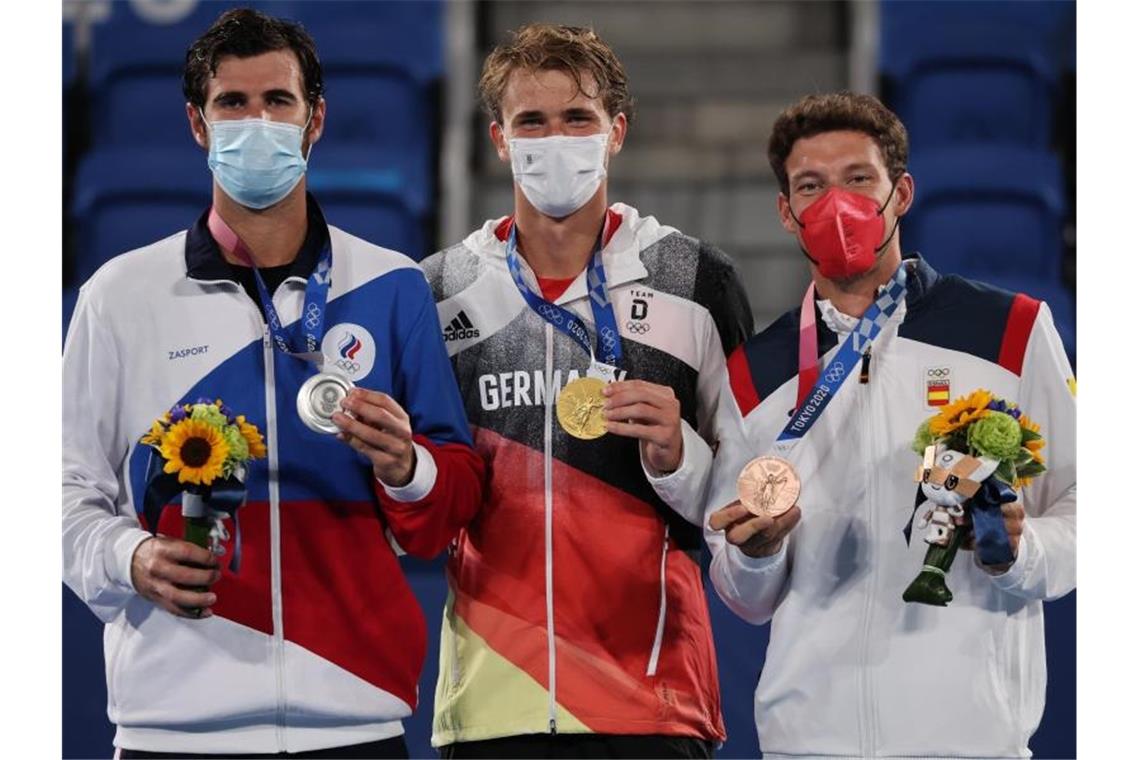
[704,256,1076,760]
[62,199,484,755]
[421,203,753,746]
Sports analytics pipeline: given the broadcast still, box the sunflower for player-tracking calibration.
[139,419,167,448]
[236,415,268,459]
[1018,413,1047,463]
[929,389,994,436]
[160,419,230,486]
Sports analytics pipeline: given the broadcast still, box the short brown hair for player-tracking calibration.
[768,92,909,196]
[479,23,633,124]
[183,7,324,110]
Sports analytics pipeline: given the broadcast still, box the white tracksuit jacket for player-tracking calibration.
[697,257,1076,759]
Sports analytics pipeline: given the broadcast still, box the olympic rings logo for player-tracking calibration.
[538,305,564,325]
[824,363,845,383]
[626,321,651,334]
[927,368,950,378]
[304,304,322,330]
[335,358,361,375]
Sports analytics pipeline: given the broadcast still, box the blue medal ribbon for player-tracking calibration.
[776,263,908,445]
[505,224,622,367]
[248,244,333,358]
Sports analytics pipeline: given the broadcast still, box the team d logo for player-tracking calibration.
[321,323,377,380]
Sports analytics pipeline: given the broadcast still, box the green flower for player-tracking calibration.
[222,424,250,463]
[191,403,228,429]
[968,413,1023,462]
[912,418,938,456]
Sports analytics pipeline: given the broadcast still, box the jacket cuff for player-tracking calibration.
[107,525,155,594]
[981,519,1039,590]
[640,421,711,525]
[728,540,788,575]
[378,442,437,503]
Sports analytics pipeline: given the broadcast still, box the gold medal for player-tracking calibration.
[556,377,608,440]
[738,456,800,517]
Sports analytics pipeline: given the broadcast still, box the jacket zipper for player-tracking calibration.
[856,342,876,758]
[859,347,872,384]
[543,322,557,734]
[262,322,287,751]
[646,524,670,676]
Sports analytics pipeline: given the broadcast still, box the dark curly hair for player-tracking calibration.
[768,92,909,196]
[182,7,324,109]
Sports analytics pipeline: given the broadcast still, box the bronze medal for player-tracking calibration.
[556,377,608,440]
[738,456,800,517]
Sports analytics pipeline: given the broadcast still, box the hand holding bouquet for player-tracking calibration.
[140,399,266,567]
[902,390,1046,606]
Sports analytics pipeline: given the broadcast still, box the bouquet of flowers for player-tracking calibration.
[140,399,266,568]
[902,389,1046,606]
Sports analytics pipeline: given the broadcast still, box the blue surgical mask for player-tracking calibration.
[204,111,312,209]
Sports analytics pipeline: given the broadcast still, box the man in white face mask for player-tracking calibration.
[63,8,485,758]
[421,23,754,760]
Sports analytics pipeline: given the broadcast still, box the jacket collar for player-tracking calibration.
[481,204,652,302]
[817,253,940,330]
[185,193,331,284]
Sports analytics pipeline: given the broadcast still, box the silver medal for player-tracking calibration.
[297,372,354,434]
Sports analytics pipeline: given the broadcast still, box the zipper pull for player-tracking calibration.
[859,347,872,384]
[549,717,557,735]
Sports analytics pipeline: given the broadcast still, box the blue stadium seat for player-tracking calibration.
[309,143,429,259]
[88,0,442,165]
[88,1,224,147]
[880,20,1057,150]
[71,148,211,283]
[72,142,427,282]
[906,145,1074,359]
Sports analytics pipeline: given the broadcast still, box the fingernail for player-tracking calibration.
[602,386,612,396]
[206,594,217,605]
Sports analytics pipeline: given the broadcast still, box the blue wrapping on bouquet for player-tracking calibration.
[970,477,1017,567]
[142,451,247,572]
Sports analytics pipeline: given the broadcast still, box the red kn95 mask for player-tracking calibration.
[788,185,900,280]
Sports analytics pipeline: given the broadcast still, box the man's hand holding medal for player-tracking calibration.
[333,387,417,488]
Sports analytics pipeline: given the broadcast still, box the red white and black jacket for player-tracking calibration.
[421,203,754,745]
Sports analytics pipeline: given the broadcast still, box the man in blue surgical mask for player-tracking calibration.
[63,8,485,758]
[420,23,753,759]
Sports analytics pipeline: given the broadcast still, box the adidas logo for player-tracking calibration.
[443,310,480,342]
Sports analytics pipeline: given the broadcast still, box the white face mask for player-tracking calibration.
[508,133,609,219]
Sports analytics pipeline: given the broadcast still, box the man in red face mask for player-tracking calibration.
[703,93,1076,758]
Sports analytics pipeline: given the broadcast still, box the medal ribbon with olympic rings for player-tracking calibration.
[505,223,623,367]
[208,207,332,360]
[775,262,908,447]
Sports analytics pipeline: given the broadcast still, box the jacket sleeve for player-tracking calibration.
[642,251,755,525]
[985,302,1076,601]
[62,285,152,623]
[703,346,792,625]
[376,282,485,559]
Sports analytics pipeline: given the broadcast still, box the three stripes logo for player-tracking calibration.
[443,310,480,342]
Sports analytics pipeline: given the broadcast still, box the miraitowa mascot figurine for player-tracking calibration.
[903,391,1047,606]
